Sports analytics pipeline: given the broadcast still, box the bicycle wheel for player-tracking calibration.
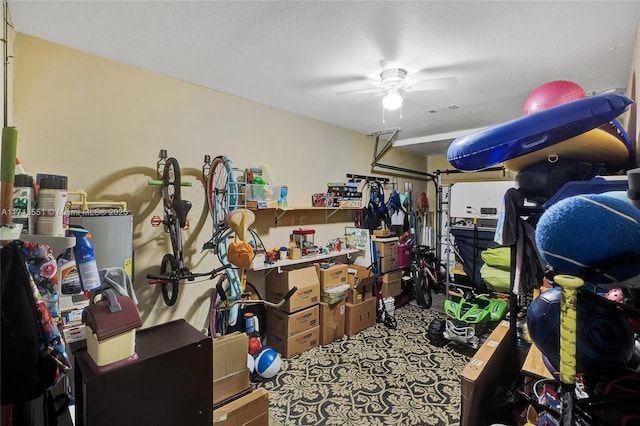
[413,261,432,309]
[207,156,237,233]
[162,157,182,209]
[160,253,180,306]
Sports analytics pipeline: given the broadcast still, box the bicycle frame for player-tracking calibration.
[411,245,446,309]
[147,150,231,306]
[202,154,264,328]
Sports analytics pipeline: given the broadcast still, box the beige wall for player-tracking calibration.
[12,33,430,330]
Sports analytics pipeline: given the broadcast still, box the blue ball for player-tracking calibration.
[254,347,282,379]
[535,194,640,284]
[527,287,635,374]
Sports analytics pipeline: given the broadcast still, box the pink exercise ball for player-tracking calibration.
[522,80,587,116]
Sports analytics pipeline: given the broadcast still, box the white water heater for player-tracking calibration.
[68,209,134,279]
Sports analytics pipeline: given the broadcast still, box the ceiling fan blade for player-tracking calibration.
[408,76,458,92]
[336,86,385,96]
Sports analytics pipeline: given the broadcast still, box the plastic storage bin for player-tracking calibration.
[397,243,413,269]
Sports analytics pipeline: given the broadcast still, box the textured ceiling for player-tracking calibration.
[8,1,640,157]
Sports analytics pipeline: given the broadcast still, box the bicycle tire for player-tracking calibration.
[160,253,180,306]
[207,156,237,233]
[414,261,432,309]
[162,157,182,209]
[411,262,425,307]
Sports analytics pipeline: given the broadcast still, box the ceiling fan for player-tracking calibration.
[336,65,458,111]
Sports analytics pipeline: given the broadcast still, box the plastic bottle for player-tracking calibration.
[12,174,35,234]
[36,175,68,237]
[69,228,101,291]
[57,249,82,295]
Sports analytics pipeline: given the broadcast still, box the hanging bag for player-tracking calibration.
[1,241,71,424]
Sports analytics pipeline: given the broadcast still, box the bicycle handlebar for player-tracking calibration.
[216,280,298,309]
[148,179,193,187]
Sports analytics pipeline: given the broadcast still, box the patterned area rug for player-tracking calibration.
[257,304,475,426]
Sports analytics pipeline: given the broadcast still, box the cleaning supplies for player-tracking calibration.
[69,228,101,291]
[36,175,68,237]
[12,174,35,234]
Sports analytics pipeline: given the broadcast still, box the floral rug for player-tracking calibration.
[257,304,474,426]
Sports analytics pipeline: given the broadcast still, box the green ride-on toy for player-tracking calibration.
[428,289,508,349]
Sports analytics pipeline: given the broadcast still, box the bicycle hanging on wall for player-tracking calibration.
[146,149,231,306]
[202,154,274,335]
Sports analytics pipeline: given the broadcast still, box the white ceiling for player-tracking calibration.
[8,1,640,157]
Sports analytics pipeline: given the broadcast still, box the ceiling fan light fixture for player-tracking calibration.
[382,90,403,110]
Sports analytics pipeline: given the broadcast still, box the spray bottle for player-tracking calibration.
[69,228,101,291]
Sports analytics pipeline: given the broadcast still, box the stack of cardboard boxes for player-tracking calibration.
[375,237,403,300]
[265,266,321,357]
[264,261,382,357]
[316,262,349,345]
[213,332,270,425]
[344,264,377,336]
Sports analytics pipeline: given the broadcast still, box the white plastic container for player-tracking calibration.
[70,228,101,291]
[36,175,68,237]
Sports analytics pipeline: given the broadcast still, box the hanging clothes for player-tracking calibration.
[494,188,546,295]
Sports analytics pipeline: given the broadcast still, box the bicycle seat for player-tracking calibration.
[171,199,192,228]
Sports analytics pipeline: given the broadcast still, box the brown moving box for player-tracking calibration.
[266,305,319,337]
[375,237,399,258]
[379,256,398,273]
[268,325,320,358]
[345,297,376,336]
[315,263,349,291]
[266,266,320,313]
[382,270,402,283]
[380,279,402,299]
[348,264,375,290]
[213,387,269,426]
[346,287,370,304]
[213,332,251,405]
[319,301,346,345]
[460,320,512,426]
[380,269,403,299]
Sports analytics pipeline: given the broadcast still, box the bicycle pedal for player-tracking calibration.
[150,215,162,227]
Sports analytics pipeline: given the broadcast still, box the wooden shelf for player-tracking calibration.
[250,206,361,224]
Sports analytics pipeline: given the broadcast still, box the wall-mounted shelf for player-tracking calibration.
[249,206,361,225]
[250,248,361,272]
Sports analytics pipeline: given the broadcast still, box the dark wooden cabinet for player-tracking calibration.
[74,319,212,426]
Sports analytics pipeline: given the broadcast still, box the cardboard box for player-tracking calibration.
[379,256,398,273]
[345,297,376,336]
[266,266,320,313]
[460,320,513,426]
[315,263,349,291]
[213,332,251,405]
[266,305,319,337]
[382,269,402,283]
[319,301,346,346]
[373,229,391,237]
[268,326,320,358]
[380,278,402,298]
[213,332,248,381]
[375,237,399,258]
[213,387,269,426]
[346,287,370,304]
[348,265,375,291]
[213,368,251,406]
